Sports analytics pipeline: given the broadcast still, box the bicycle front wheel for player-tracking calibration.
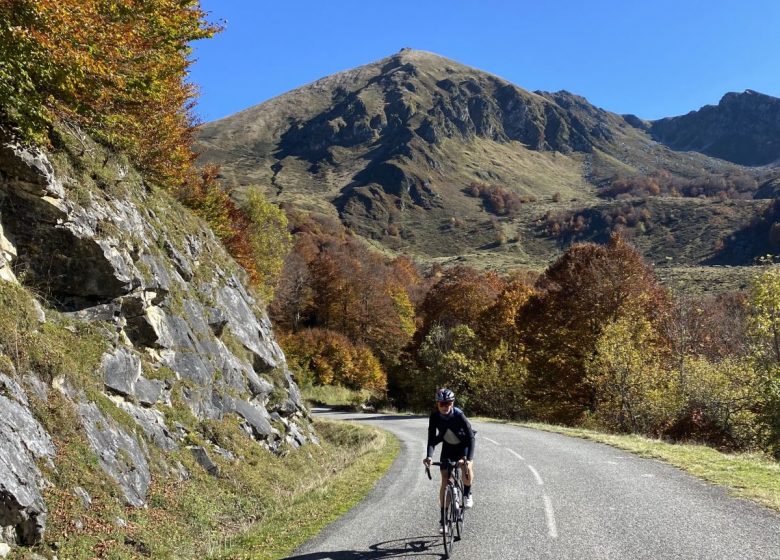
[443,485,455,558]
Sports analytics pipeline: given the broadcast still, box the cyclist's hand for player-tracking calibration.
[458,458,466,465]
[423,457,432,467]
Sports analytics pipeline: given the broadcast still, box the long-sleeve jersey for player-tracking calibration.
[426,407,475,460]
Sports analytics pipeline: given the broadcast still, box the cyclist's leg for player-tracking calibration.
[438,466,448,506]
[463,460,474,487]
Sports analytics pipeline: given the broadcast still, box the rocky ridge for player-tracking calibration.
[0,124,313,552]
[650,90,780,166]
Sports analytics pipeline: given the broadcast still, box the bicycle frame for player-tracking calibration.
[426,460,465,557]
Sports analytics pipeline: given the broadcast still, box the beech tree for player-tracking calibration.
[0,0,219,188]
[521,235,669,423]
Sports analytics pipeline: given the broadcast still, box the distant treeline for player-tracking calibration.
[273,220,780,459]
[601,170,757,200]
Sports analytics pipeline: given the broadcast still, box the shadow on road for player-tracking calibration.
[283,536,443,559]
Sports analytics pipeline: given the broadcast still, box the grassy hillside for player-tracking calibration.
[196,49,780,291]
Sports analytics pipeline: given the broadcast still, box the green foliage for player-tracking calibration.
[587,314,678,434]
[241,189,293,302]
[669,356,764,450]
[0,281,107,387]
[747,264,780,457]
[416,324,481,411]
[302,385,374,408]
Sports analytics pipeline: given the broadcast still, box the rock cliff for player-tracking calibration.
[0,124,313,552]
[650,90,780,166]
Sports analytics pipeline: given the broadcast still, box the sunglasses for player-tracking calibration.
[437,401,454,407]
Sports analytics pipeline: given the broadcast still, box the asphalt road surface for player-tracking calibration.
[287,411,780,559]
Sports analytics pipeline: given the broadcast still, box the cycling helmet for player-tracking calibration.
[435,388,455,402]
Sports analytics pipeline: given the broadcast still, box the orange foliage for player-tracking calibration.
[521,234,670,422]
[271,214,423,365]
[1,0,219,189]
[281,328,386,392]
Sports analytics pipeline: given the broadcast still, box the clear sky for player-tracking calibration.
[190,0,780,123]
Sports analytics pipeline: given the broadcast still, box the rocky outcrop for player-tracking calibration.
[0,374,55,546]
[650,90,780,166]
[0,125,313,549]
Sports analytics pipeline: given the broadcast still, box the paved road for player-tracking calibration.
[287,411,780,559]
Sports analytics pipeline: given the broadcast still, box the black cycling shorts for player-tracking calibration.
[439,443,471,468]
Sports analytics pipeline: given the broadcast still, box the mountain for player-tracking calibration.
[650,90,780,166]
[196,49,780,288]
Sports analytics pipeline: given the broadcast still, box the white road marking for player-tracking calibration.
[543,494,558,538]
[483,437,501,446]
[527,464,544,485]
[641,474,654,478]
[606,461,619,465]
[506,448,525,461]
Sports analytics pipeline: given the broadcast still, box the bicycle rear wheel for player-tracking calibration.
[443,485,455,557]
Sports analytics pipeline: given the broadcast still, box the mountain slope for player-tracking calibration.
[196,49,778,279]
[650,90,780,166]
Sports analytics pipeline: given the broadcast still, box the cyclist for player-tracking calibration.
[423,388,475,533]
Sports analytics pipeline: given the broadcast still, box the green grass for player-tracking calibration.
[218,421,400,559]
[302,385,374,408]
[511,421,780,512]
[26,417,398,559]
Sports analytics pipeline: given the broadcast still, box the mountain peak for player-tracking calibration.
[651,89,780,166]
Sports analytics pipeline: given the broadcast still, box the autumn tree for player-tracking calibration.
[747,264,780,457]
[588,314,675,433]
[415,266,504,340]
[280,328,386,393]
[521,235,669,423]
[0,0,219,189]
[270,215,422,371]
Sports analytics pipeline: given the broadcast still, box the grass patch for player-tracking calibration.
[512,420,780,512]
[302,385,374,408]
[218,420,399,559]
[29,417,398,559]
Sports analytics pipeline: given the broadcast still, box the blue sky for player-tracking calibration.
[190,1,780,123]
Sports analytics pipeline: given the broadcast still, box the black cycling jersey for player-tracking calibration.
[426,407,475,461]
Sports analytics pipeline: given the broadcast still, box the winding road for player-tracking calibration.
[288,411,780,559]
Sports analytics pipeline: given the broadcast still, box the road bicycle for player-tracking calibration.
[426,459,465,558]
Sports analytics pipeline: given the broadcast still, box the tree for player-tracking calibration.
[281,328,386,393]
[0,0,219,189]
[521,235,669,423]
[415,266,504,343]
[747,264,780,457]
[239,190,292,302]
[588,314,675,433]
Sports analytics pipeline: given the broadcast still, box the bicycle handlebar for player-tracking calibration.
[425,459,462,480]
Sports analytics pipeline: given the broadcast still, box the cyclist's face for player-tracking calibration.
[437,401,453,412]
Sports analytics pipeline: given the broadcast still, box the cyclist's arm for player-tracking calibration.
[426,411,438,459]
[462,415,475,461]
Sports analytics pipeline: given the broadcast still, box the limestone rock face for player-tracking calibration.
[0,374,55,546]
[0,125,313,549]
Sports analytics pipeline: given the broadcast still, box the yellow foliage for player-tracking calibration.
[280,329,386,393]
